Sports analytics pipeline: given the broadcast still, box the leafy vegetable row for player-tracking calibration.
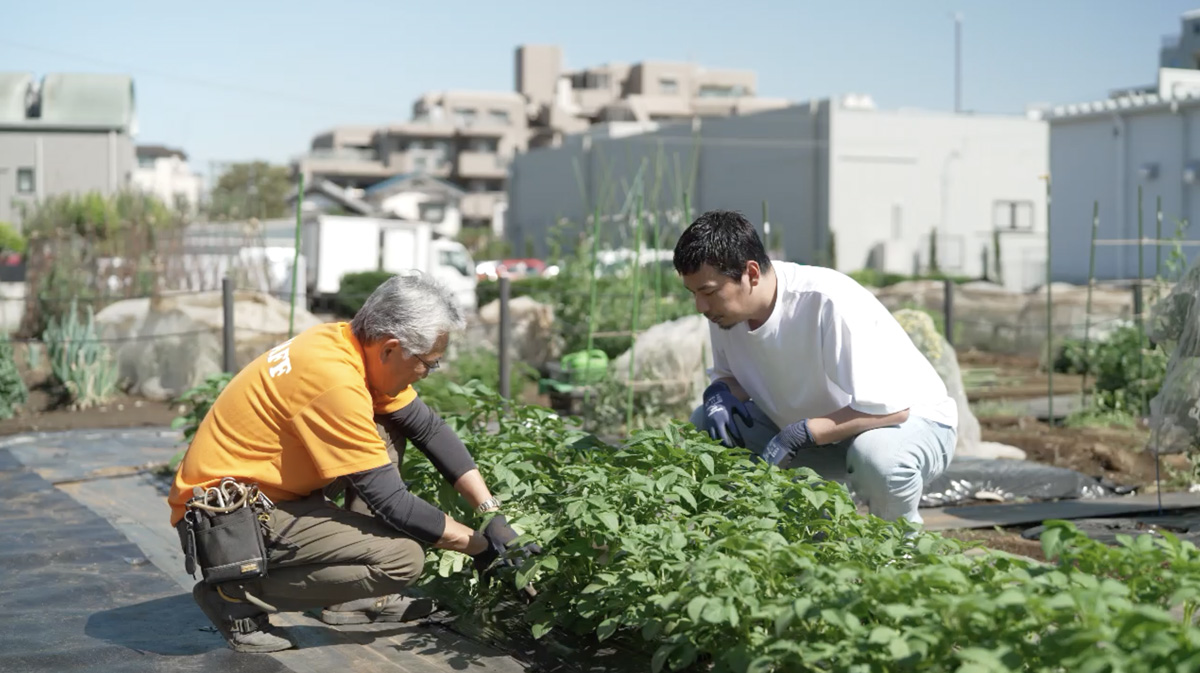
[405,382,1200,672]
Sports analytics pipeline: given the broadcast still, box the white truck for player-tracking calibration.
[300,214,478,315]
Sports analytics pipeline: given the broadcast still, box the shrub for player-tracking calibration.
[0,334,27,420]
[0,222,26,255]
[335,271,394,317]
[1055,325,1167,415]
[43,300,119,409]
[168,371,234,471]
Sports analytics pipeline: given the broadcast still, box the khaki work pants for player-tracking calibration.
[180,421,426,612]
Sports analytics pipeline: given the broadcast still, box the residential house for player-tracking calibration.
[0,71,137,228]
[361,173,466,238]
[131,144,203,212]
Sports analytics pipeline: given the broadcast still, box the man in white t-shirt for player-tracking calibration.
[676,210,957,524]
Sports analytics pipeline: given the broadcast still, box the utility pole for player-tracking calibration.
[953,12,963,114]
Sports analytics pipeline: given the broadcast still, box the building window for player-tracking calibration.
[488,109,510,125]
[419,201,446,223]
[698,84,747,98]
[469,138,499,153]
[993,200,1034,231]
[414,157,428,171]
[16,168,34,194]
[453,107,477,126]
[660,77,679,95]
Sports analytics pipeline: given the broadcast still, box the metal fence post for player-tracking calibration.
[222,276,235,373]
[943,278,955,347]
[498,275,511,399]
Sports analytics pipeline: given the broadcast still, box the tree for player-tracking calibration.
[207,161,291,220]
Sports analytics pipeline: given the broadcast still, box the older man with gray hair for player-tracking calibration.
[168,274,535,653]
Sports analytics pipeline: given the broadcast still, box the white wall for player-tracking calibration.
[377,191,462,238]
[131,155,204,213]
[831,108,1048,290]
[1049,103,1200,284]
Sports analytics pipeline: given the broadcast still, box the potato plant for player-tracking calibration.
[406,382,1200,672]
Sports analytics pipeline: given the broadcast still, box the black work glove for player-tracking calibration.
[471,513,542,575]
[702,381,754,448]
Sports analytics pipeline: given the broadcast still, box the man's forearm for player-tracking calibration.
[452,469,498,512]
[805,406,909,445]
[435,516,488,555]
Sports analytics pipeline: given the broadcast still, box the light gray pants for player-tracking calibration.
[690,403,956,524]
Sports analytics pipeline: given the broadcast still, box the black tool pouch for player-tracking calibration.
[189,505,269,584]
[182,480,272,585]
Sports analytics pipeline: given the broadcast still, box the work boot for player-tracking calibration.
[319,593,437,625]
[192,582,295,653]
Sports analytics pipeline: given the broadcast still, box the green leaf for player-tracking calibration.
[530,621,553,639]
[651,644,675,673]
[597,511,620,534]
[888,638,911,661]
[672,485,697,510]
[699,453,715,475]
[868,626,899,644]
[701,598,727,624]
[686,596,708,623]
[700,482,726,501]
[641,618,663,641]
[596,617,618,642]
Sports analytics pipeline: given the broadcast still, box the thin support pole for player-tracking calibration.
[498,276,511,399]
[222,275,235,373]
[1156,195,1163,285]
[1137,185,1145,419]
[582,199,603,416]
[289,173,304,339]
[626,194,644,431]
[943,278,955,346]
[653,210,662,326]
[1081,201,1099,404]
[1045,175,1053,423]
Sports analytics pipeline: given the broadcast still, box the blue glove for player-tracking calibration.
[757,420,816,467]
[701,381,754,448]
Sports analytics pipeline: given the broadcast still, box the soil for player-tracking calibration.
[0,342,181,437]
[943,528,1047,562]
[979,416,1188,489]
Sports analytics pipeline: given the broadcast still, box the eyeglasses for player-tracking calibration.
[413,352,440,372]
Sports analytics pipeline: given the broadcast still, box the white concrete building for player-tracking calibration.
[1046,68,1200,284]
[508,97,1049,291]
[131,145,203,212]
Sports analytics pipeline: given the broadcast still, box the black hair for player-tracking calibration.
[672,210,771,280]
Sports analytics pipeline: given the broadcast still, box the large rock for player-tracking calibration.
[611,314,714,411]
[474,296,562,370]
[873,280,1138,357]
[95,290,323,401]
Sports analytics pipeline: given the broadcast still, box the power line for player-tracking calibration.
[0,39,411,120]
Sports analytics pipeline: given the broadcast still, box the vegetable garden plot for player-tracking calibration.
[405,382,1200,673]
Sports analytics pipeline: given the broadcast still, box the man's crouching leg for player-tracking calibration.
[209,490,430,646]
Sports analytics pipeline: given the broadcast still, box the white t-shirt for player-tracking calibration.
[708,262,958,430]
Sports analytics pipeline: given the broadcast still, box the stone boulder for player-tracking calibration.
[473,296,562,370]
[890,309,982,457]
[873,280,1137,357]
[95,290,323,401]
[611,314,713,411]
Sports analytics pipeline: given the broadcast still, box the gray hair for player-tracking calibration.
[350,273,466,354]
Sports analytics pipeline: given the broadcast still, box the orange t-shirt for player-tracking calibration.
[167,322,416,525]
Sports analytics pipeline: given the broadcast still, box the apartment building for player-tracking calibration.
[294,91,525,230]
[1161,8,1200,70]
[516,44,790,148]
[293,44,787,233]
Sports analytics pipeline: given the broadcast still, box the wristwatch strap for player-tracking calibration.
[476,496,502,513]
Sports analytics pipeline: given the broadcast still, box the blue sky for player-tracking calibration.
[2,1,1195,177]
